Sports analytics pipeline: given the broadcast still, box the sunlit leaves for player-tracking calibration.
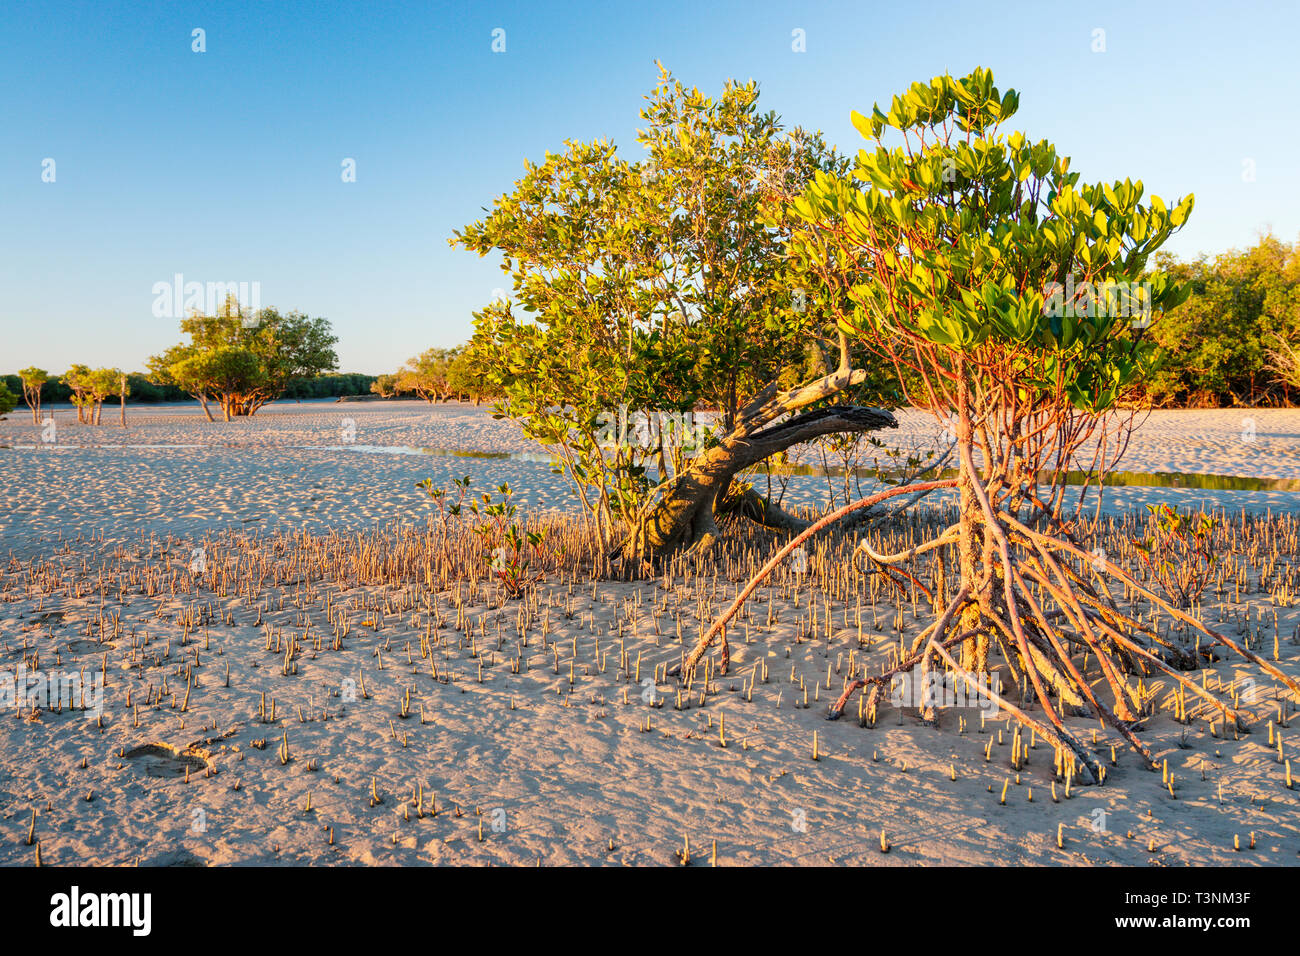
[449,66,879,542]
[789,66,1193,411]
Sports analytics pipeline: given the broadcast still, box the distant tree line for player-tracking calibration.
[2,372,188,407]
[371,346,495,404]
[6,237,1297,420]
[5,366,133,424]
[1,369,377,413]
[282,373,379,399]
[1141,234,1300,407]
[2,297,375,423]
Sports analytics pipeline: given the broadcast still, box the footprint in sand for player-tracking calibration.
[65,639,117,654]
[122,743,211,778]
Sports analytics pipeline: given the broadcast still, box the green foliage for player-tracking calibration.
[88,367,126,402]
[469,483,551,598]
[62,364,92,405]
[171,346,265,399]
[281,373,376,400]
[4,371,202,405]
[417,475,471,525]
[14,367,48,417]
[1130,504,1218,608]
[446,347,489,401]
[791,67,1193,416]
[452,66,886,541]
[55,365,125,422]
[417,476,554,598]
[1142,236,1300,406]
[122,374,187,403]
[385,347,488,403]
[0,381,16,416]
[17,367,48,390]
[395,348,458,402]
[147,295,338,416]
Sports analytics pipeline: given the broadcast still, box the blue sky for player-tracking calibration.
[2,0,1296,374]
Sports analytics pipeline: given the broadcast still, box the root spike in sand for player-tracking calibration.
[1,403,1296,866]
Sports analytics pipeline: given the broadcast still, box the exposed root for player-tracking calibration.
[677,452,1296,782]
[671,479,958,679]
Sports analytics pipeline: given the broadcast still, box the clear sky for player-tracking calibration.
[2,0,1296,374]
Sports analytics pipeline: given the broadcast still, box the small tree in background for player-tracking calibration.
[0,381,16,417]
[17,367,47,424]
[395,348,456,403]
[370,373,399,398]
[446,348,487,403]
[78,367,124,425]
[147,344,218,421]
[682,68,1297,776]
[62,364,92,424]
[147,295,338,420]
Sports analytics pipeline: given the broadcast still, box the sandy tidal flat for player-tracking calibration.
[1,402,1298,561]
[0,400,1297,866]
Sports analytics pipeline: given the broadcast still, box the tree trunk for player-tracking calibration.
[955,475,991,676]
[617,402,897,565]
[955,398,991,678]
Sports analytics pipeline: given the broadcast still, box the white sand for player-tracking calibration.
[1,401,1297,562]
[0,400,1297,866]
